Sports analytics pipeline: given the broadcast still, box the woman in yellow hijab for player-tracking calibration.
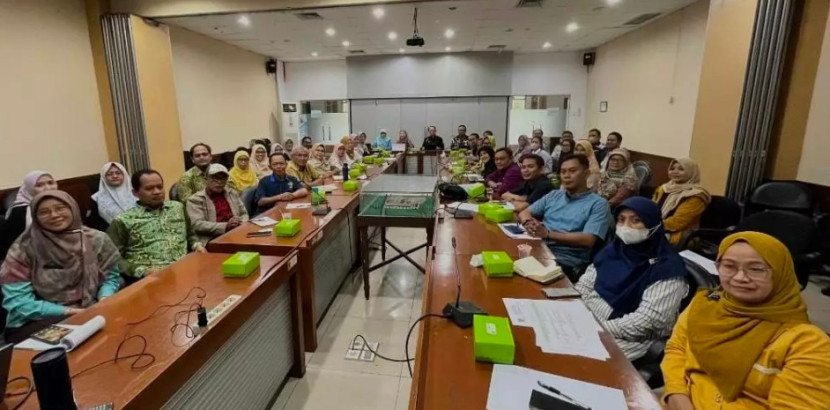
[662,232,830,409]
[228,150,259,192]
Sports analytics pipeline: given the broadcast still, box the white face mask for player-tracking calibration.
[615,225,656,245]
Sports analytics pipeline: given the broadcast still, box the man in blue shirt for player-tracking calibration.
[254,153,308,215]
[518,154,611,280]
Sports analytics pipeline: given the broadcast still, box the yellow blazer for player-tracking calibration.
[662,308,830,409]
[653,185,707,245]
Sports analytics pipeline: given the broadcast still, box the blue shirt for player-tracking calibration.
[373,136,392,150]
[254,173,302,215]
[529,189,611,268]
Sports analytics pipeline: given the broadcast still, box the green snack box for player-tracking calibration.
[374,157,385,165]
[363,155,376,164]
[465,183,486,199]
[485,207,514,223]
[342,180,359,191]
[221,252,261,278]
[349,169,362,179]
[478,202,503,215]
[473,315,515,364]
[481,251,514,277]
[274,218,301,237]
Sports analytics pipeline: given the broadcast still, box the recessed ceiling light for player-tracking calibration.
[444,28,455,39]
[342,40,350,47]
[399,48,405,53]
[607,0,622,5]
[388,31,397,41]
[566,22,579,33]
[445,46,452,52]
[311,52,318,57]
[325,27,336,36]
[372,7,385,19]
[543,41,552,49]
[237,15,250,26]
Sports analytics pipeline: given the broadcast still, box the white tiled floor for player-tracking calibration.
[273,228,426,410]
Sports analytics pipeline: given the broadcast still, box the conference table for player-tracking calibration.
[3,252,303,410]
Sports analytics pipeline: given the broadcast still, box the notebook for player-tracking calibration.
[514,257,564,285]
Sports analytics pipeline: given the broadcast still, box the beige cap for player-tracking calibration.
[207,163,229,176]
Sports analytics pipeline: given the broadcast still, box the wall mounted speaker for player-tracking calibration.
[583,52,596,66]
[265,59,277,74]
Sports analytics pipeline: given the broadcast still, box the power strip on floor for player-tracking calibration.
[206,294,241,324]
[345,337,379,362]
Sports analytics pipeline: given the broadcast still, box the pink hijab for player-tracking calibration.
[14,171,52,206]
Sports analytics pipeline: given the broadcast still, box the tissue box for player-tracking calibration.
[374,157,385,165]
[221,252,261,278]
[485,208,514,223]
[473,315,515,364]
[482,251,514,277]
[465,183,486,199]
[478,202,502,215]
[363,156,376,164]
[349,169,362,179]
[274,219,301,237]
[342,180,359,191]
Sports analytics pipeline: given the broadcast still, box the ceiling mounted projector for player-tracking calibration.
[406,7,425,47]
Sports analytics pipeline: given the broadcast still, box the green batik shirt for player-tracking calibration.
[177,166,207,202]
[107,201,200,278]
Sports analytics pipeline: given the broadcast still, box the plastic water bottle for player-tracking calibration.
[342,162,349,181]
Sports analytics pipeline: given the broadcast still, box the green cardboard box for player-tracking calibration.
[363,155,376,164]
[465,183,486,199]
[473,315,515,364]
[342,180,359,191]
[349,169,362,179]
[221,252,261,278]
[374,157,385,165]
[485,207,514,223]
[481,251,514,277]
[478,202,502,215]
[274,218,301,237]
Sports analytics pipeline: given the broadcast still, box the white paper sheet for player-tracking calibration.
[317,184,337,192]
[15,315,106,352]
[250,216,278,227]
[285,203,312,210]
[680,250,718,276]
[497,223,539,241]
[487,364,627,410]
[333,175,344,181]
[503,298,538,328]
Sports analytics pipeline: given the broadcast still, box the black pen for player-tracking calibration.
[537,381,591,410]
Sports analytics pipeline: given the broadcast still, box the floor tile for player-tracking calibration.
[271,377,299,410]
[335,293,413,322]
[282,368,399,410]
[308,316,411,376]
[395,377,414,410]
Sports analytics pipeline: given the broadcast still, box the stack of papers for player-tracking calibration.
[502,299,609,361]
[317,184,337,192]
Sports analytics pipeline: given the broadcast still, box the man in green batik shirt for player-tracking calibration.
[176,143,213,202]
[108,170,205,283]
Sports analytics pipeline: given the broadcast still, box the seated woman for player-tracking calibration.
[0,191,122,343]
[228,150,259,192]
[309,143,334,174]
[88,162,136,231]
[597,149,639,209]
[283,138,295,156]
[514,135,531,163]
[652,158,711,246]
[1,171,58,260]
[272,142,285,156]
[345,135,363,161]
[472,146,497,179]
[250,144,271,179]
[329,142,353,171]
[555,138,575,172]
[662,232,830,409]
[575,197,688,361]
[574,140,601,189]
[397,130,414,150]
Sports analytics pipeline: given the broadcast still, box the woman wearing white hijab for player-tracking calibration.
[90,162,136,227]
[250,144,271,179]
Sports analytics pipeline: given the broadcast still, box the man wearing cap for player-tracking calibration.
[186,163,249,245]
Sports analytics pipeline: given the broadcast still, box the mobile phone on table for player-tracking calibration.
[541,287,581,299]
[31,325,73,345]
[246,228,272,238]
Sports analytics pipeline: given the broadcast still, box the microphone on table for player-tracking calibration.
[442,237,486,328]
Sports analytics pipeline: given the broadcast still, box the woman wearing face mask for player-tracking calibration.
[574,197,688,361]
[597,149,639,209]
[88,162,136,231]
[1,171,59,260]
[662,232,830,410]
[652,158,711,246]
[0,191,122,342]
[529,135,554,174]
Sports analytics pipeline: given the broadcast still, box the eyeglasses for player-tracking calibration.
[715,261,771,280]
[105,171,123,177]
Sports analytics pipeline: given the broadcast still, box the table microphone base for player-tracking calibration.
[442,302,486,328]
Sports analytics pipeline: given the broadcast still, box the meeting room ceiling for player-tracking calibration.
[159,0,699,62]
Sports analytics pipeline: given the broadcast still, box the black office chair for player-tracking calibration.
[169,183,179,202]
[2,188,19,218]
[677,196,742,256]
[745,181,815,217]
[637,185,655,199]
[632,161,653,188]
[240,187,257,216]
[634,258,720,389]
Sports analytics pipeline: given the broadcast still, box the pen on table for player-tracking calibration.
[537,380,591,410]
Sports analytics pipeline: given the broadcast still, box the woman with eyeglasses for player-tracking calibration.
[574,197,688,361]
[88,162,136,231]
[1,171,59,260]
[662,232,830,410]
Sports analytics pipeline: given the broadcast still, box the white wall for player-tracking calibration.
[511,52,589,138]
[169,26,278,152]
[0,0,108,189]
[797,4,830,186]
[586,0,708,159]
[281,60,348,103]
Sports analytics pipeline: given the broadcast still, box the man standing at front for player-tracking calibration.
[518,154,611,281]
[177,143,213,202]
[108,170,204,283]
[450,125,470,150]
[255,153,308,215]
[287,146,327,188]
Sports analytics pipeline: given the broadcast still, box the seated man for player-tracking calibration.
[287,146,327,188]
[518,154,611,280]
[501,154,554,212]
[108,170,204,282]
[186,164,249,245]
[485,147,523,199]
[177,143,213,202]
[255,153,308,215]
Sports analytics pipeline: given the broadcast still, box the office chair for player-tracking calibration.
[632,161,653,188]
[169,183,179,202]
[745,181,815,217]
[634,258,720,389]
[240,187,257,216]
[677,196,742,256]
[1,188,19,219]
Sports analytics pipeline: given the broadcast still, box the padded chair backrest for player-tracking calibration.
[735,210,820,256]
[2,188,19,216]
[169,183,179,202]
[632,161,653,187]
[681,259,720,311]
[746,181,815,216]
[241,187,257,216]
[700,195,742,229]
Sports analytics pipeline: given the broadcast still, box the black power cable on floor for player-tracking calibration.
[351,313,449,377]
